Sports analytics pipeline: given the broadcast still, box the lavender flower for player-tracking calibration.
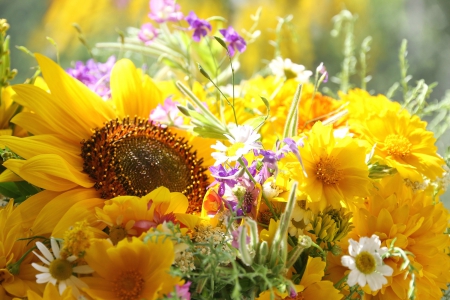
[149,97,183,126]
[224,178,260,218]
[185,11,212,42]
[316,62,328,83]
[209,164,239,196]
[66,56,116,100]
[138,23,159,45]
[219,26,246,56]
[148,0,183,23]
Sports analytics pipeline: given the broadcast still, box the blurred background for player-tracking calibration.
[1,0,450,203]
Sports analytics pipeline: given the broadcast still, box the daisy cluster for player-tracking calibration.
[0,2,450,300]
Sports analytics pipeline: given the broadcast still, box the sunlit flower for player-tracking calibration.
[149,96,184,126]
[341,235,393,292]
[149,0,183,23]
[31,238,93,296]
[219,26,247,56]
[269,57,313,82]
[138,23,159,45]
[82,236,182,299]
[185,11,211,42]
[211,125,262,165]
[25,283,75,300]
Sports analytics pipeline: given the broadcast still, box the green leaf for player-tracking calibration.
[193,127,227,139]
[0,181,21,198]
[214,36,228,51]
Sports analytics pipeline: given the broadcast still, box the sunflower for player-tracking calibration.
[0,54,212,237]
[356,109,444,182]
[283,122,371,212]
[82,236,181,300]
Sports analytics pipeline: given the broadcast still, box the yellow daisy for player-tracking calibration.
[284,122,371,212]
[25,283,75,300]
[357,109,444,181]
[82,236,181,300]
[0,54,212,237]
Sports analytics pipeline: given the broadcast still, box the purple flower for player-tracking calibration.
[138,23,159,45]
[224,178,260,218]
[185,11,211,42]
[169,281,191,300]
[209,164,239,196]
[66,56,116,100]
[316,62,328,83]
[219,26,246,56]
[149,97,183,126]
[148,0,183,23]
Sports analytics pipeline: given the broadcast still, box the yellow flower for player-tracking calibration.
[257,257,342,300]
[25,283,75,300]
[284,122,371,212]
[356,109,444,182]
[96,186,194,244]
[335,176,450,299]
[61,220,95,258]
[82,236,181,300]
[0,54,212,237]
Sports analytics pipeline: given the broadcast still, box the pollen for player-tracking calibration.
[81,117,209,213]
[61,220,93,258]
[315,156,342,185]
[384,134,412,158]
[113,270,145,300]
[355,251,377,274]
[49,259,73,281]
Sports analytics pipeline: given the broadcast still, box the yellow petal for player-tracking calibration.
[3,154,94,191]
[0,169,22,182]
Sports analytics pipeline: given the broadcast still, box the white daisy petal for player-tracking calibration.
[49,277,57,285]
[36,242,54,262]
[35,272,52,284]
[50,238,61,259]
[31,262,50,273]
[67,255,78,263]
[58,280,67,295]
[73,264,94,274]
[69,275,89,289]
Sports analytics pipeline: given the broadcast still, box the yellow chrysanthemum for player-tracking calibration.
[96,186,195,244]
[257,257,342,300]
[357,109,444,182]
[82,236,181,300]
[25,283,75,300]
[283,122,371,212]
[0,54,213,237]
[332,175,450,300]
[0,201,43,298]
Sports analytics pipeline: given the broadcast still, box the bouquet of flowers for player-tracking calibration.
[0,1,450,299]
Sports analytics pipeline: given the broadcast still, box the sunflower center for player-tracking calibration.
[315,156,342,185]
[355,251,377,274]
[113,270,144,300]
[109,225,128,245]
[384,134,411,158]
[49,259,73,281]
[226,142,245,157]
[81,117,209,213]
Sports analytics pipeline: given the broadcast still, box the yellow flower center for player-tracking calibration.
[113,270,145,300]
[354,251,377,274]
[384,134,412,158]
[315,156,342,184]
[80,117,209,213]
[62,220,93,258]
[109,225,128,245]
[49,259,73,281]
[226,142,245,157]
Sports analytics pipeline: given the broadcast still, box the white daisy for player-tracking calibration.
[211,125,262,166]
[341,234,393,292]
[32,237,94,296]
[269,57,313,83]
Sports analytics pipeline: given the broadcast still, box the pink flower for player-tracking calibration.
[138,23,159,45]
[149,97,184,126]
[148,0,183,23]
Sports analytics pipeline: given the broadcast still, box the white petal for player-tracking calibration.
[66,277,82,298]
[67,255,78,263]
[36,242,54,262]
[347,270,359,286]
[35,272,52,284]
[58,280,67,295]
[356,272,367,288]
[377,264,394,276]
[50,238,61,259]
[73,265,94,274]
[366,273,386,291]
[69,275,89,289]
[49,277,57,285]
[31,263,50,273]
[33,251,50,265]
[341,256,355,269]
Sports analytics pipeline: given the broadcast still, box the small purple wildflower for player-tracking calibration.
[138,23,159,45]
[209,164,239,196]
[282,137,308,177]
[149,97,183,126]
[185,11,211,42]
[169,281,191,300]
[224,178,260,218]
[219,26,246,56]
[231,226,250,249]
[66,56,116,100]
[316,62,328,83]
[148,0,183,23]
